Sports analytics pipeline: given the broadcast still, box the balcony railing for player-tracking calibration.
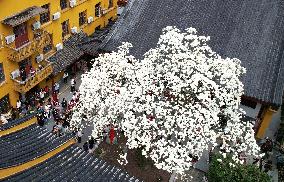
[5,30,51,62]
[11,61,53,93]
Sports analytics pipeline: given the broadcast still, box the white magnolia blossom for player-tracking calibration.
[71,26,261,176]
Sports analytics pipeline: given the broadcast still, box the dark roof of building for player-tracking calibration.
[48,22,116,75]
[78,21,116,56]
[5,145,141,181]
[0,117,141,181]
[101,0,284,106]
[0,113,36,131]
[2,6,47,27]
[0,124,73,169]
[48,35,85,75]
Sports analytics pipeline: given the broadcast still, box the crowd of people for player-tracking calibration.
[36,83,80,138]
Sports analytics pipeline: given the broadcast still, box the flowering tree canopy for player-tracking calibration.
[71,26,261,176]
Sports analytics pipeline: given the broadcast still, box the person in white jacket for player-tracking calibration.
[0,114,8,124]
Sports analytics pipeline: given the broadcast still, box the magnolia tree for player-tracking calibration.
[71,26,262,176]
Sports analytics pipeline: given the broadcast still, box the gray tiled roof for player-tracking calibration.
[0,124,73,169]
[4,145,141,181]
[102,0,284,106]
[48,21,115,75]
[0,118,141,181]
[2,6,47,27]
[0,113,36,131]
[48,35,85,75]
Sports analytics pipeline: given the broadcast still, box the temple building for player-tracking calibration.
[0,0,117,115]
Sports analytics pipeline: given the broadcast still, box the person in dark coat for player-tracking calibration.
[83,142,89,152]
[61,98,67,112]
[89,137,95,149]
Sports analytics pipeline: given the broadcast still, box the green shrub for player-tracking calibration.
[207,154,270,182]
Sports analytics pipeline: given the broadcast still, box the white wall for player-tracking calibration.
[240,103,262,118]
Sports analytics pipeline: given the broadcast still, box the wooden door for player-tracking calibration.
[13,23,29,48]
[19,58,32,76]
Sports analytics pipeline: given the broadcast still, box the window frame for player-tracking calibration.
[60,0,68,10]
[40,4,50,24]
[0,95,10,114]
[79,10,87,26]
[109,0,113,8]
[0,63,5,83]
[61,20,70,38]
[95,3,101,17]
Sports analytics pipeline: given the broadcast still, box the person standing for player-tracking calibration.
[52,91,58,104]
[16,100,22,113]
[89,136,95,150]
[54,82,60,94]
[63,72,68,84]
[20,69,26,82]
[30,66,35,78]
[44,86,50,98]
[39,89,45,104]
[76,129,83,143]
[61,98,67,112]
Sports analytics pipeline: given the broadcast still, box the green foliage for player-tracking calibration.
[135,147,153,170]
[207,154,270,182]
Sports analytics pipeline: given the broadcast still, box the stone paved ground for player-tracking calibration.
[44,70,96,148]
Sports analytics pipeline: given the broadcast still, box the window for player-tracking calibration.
[79,10,87,26]
[95,3,101,17]
[109,0,113,8]
[40,4,50,24]
[61,20,70,38]
[241,97,257,109]
[0,95,10,114]
[95,26,101,31]
[0,63,5,83]
[60,0,68,10]
[43,34,53,54]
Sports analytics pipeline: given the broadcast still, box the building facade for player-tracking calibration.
[0,0,117,112]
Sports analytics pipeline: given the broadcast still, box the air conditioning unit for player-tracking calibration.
[102,9,107,15]
[71,27,78,34]
[32,21,41,30]
[5,34,15,44]
[87,16,94,24]
[36,54,44,63]
[11,69,20,79]
[53,12,61,20]
[56,43,63,51]
[70,0,77,8]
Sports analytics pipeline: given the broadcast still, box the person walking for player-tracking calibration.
[70,78,76,93]
[63,72,68,83]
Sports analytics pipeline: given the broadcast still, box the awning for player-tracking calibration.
[48,34,85,75]
[2,6,48,27]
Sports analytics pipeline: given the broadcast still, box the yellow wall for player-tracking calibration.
[256,106,278,139]
[0,0,117,109]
